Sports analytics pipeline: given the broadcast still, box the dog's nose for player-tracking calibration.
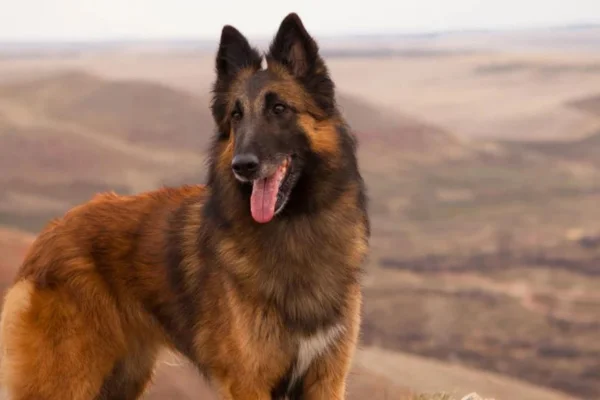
[232,154,260,179]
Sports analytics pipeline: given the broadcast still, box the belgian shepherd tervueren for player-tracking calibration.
[0,12,370,400]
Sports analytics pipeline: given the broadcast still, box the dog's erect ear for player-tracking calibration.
[211,25,262,133]
[268,13,321,78]
[215,25,262,79]
[267,13,335,118]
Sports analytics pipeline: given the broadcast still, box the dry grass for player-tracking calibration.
[413,394,454,400]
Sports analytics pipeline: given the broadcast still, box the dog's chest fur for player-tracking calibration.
[289,323,345,385]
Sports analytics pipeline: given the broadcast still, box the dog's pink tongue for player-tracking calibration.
[250,169,282,223]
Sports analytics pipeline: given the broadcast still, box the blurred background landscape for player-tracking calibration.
[1,1,599,399]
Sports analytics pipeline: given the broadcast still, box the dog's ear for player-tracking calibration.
[215,25,262,79]
[268,13,321,78]
[268,13,335,117]
[211,25,261,133]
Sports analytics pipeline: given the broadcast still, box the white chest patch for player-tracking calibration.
[289,324,345,386]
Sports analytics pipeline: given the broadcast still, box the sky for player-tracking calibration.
[1,0,599,41]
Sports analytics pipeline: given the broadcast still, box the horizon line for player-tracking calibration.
[0,21,598,46]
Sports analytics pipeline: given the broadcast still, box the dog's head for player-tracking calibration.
[210,13,354,224]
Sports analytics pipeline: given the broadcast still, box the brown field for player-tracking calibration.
[0,28,599,399]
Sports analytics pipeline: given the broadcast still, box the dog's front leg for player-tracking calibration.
[302,292,361,400]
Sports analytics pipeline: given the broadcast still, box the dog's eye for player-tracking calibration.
[231,110,242,121]
[272,103,287,115]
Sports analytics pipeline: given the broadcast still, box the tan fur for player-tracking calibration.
[297,114,341,158]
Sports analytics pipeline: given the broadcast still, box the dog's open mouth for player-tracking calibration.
[250,156,292,223]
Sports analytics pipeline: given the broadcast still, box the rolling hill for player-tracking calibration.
[498,93,600,167]
[568,93,600,117]
[0,72,208,231]
[336,93,463,155]
[0,71,212,151]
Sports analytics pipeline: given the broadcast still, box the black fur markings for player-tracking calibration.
[94,358,150,400]
[244,70,274,101]
[216,26,262,78]
[211,24,263,137]
[271,360,305,400]
[202,179,234,231]
[141,202,198,360]
[90,223,129,301]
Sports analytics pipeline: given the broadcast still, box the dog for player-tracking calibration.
[0,12,370,400]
